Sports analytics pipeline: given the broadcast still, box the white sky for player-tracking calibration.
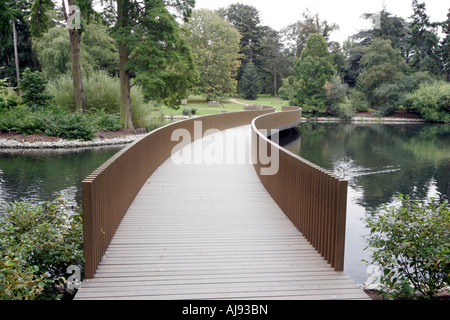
[194,0,448,44]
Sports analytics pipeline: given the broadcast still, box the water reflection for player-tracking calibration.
[0,145,124,206]
[281,122,450,283]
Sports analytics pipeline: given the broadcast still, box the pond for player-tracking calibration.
[282,122,450,284]
[0,145,125,206]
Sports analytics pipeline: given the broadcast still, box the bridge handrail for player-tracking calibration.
[251,106,348,271]
[82,108,274,279]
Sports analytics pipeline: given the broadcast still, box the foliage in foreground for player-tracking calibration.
[0,198,84,300]
[364,195,450,299]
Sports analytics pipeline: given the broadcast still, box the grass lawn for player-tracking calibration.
[151,95,289,119]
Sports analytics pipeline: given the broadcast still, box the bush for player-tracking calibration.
[0,198,84,300]
[405,81,450,123]
[363,195,450,300]
[19,68,53,110]
[47,70,153,127]
[278,76,296,102]
[325,76,349,116]
[0,82,20,109]
[181,107,197,116]
[335,103,355,120]
[0,105,97,140]
[45,112,96,141]
[373,83,403,116]
[95,112,122,131]
[86,108,121,131]
[349,88,370,112]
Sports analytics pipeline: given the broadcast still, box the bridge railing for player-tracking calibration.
[251,106,348,271]
[82,108,274,279]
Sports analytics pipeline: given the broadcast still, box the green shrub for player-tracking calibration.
[19,68,53,110]
[335,103,355,120]
[96,112,121,131]
[45,112,96,141]
[363,195,450,300]
[0,105,28,132]
[0,85,21,109]
[47,70,153,127]
[87,108,121,131]
[181,107,197,116]
[0,198,84,300]
[325,76,348,115]
[0,105,123,140]
[373,83,403,116]
[349,87,370,112]
[278,76,296,102]
[405,81,450,122]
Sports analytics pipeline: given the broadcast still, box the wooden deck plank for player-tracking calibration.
[75,125,369,300]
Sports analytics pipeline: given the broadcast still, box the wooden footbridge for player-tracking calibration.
[74,107,369,300]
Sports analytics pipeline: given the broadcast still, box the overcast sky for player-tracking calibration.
[193,0,448,44]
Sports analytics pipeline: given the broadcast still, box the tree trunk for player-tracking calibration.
[117,0,134,129]
[63,0,87,112]
[12,19,21,96]
[273,66,277,96]
[119,43,134,129]
[68,28,87,112]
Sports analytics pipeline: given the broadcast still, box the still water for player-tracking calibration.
[282,122,450,284]
[0,145,124,206]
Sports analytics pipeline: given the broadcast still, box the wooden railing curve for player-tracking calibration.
[82,105,348,279]
[82,108,274,279]
[251,106,348,271]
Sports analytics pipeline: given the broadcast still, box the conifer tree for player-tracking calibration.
[286,34,336,115]
[408,0,441,75]
[239,61,261,100]
[441,9,450,81]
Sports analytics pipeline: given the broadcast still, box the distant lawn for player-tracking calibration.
[236,95,288,111]
[150,95,289,119]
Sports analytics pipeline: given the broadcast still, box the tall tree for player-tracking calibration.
[341,38,365,87]
[281,33,336,115]
[281,10,339,58]
[183,9,241,101]
[356,38,409,112]
[0,1,12,45]
[239,61,260,100]
[29,0,97,112]
[344,9,410,88]
[33,23,119,80]
[111,0,198,129]
[11,14,21,95]
[258,27,293,96]
[1,0,36,92]
[439,9,450,81]
[353,9,409,54]
[408,0,441,75]
[217,3,264,87]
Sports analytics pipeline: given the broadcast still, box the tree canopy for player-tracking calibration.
[182,9,241,101]
[282,33,336,115]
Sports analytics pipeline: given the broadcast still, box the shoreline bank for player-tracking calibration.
[0,114,433,150]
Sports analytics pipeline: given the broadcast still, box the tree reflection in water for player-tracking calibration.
[281,122,449,283]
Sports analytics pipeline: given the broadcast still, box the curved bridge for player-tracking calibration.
[75,107,369,300]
